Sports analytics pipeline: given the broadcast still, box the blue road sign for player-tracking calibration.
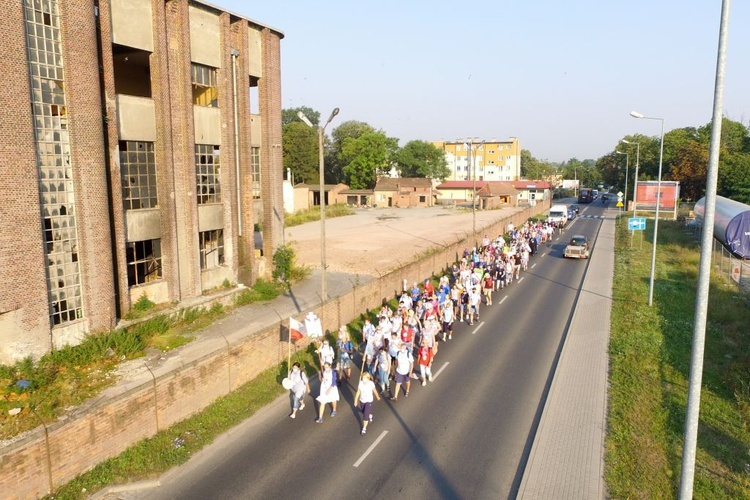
[628,217,646,231]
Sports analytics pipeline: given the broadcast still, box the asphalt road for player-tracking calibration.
[135,201,608,500]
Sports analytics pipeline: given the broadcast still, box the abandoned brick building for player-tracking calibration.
[0,0,285,364]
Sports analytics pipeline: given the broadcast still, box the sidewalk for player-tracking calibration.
[517,210,614,499]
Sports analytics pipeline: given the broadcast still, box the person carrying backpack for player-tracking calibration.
[288,362,310,419]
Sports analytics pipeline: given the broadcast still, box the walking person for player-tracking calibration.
[390,343,414,401]
[288,362,310,419]
[417,340,434,386]
[336,327,354,383]
[315,362,339,423]
[353,372,381,435]
[317,339,335,369]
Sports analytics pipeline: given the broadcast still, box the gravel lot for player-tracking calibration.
[285,205,527,276]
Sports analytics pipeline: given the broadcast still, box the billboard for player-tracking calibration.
[562,179,580,189]
[634,181,679,212]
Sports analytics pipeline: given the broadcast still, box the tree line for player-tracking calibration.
[282,106,449,189]
[282,107,750,204]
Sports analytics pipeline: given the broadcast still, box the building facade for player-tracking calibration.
[433,138,521,182]
[0,0,284,364]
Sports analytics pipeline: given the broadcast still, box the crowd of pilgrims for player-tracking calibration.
[287,219,564,435]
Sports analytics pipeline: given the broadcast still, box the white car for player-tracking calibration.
[564,235,590,259]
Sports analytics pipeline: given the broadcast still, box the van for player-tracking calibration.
[548,204,568,225]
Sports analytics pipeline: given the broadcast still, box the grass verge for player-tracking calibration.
[284,204,354,227]
[606,217,750,498]
[0,280,282,442]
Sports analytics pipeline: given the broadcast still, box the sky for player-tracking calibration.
[220,0,750,163]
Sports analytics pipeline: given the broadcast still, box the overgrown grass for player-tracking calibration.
[0,280,285,442]
[606,217,750,498]
[284,204,354,227]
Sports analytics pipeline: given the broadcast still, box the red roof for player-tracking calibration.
[436,181,488,189]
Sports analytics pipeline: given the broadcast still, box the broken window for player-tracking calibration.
[126,239,162,286]
[196,144,221,204]
[199,230,224,270]
[120,141,157,210]
[251,146,261,199]
[24,0,84,325]
[191,63,218,107]
[112,44,152,98]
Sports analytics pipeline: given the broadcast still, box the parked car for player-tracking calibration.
[569,203,580,214]
[564,234,590,259]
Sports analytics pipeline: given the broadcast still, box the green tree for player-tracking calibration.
[394,140,450,180]
[670,140,709,201]
[327,121,376,184]
[281,122,318,184]
[719,152,750,204]
[340,131,398,189]
[282,106,320,127]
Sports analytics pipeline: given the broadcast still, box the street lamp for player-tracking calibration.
[298,107,340,301]
[630,110,665,307]
[621,139,640,217]
[614,150,629,212]
[464,139,484,237]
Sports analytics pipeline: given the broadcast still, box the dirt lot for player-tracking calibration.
[285,205,527,276]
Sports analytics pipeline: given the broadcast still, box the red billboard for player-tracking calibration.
[634,181,679,211]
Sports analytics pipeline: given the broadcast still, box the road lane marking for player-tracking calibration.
[518,277,524,284]
[472,322,485,335]
[541,252,546,257]
[499,296,508,305]
[531,263,537,269]
[353,430,388,468]
[432,361,449,381]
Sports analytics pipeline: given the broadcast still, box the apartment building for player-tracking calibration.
[433,138,521,182]
[0,0,284,363]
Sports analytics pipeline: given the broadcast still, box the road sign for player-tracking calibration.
[617,191,623,197]
[616,201,624,207]
[628,217,646,231]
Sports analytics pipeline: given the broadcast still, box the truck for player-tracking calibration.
[578,188,594,203]
[548,204,569,226]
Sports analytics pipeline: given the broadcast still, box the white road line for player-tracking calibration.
[472,322,485,335]
[541,252,546,257]
[499,296,508,305]
[432,361,449,380]
[518,277,525,283]
[531,263,537,269]
[353,430,388,468]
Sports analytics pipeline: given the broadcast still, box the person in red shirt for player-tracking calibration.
[417,340,434,387]
[422,279,435,298]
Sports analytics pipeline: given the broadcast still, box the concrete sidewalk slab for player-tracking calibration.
[518,211,615,499]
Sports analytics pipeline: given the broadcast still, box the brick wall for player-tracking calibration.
[0,1,52,363]
[59,0,118,335]
[97,0,131,316]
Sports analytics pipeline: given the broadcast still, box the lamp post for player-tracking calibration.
[621,139,640,217]
[298,107,340,301]
[464,140,484,237]
[614,150,629,212]
[630,111,664,307]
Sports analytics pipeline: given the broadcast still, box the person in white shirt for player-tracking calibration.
[317,340,334,368]
[288,362,310,419]
[390,344,413,401]
[353,372,381,435]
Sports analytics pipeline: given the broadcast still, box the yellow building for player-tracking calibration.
[432,138,521,182]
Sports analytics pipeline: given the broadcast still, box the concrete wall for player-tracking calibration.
[193,105,222,145]
[111,0,153,51]
[125,209,161,241]
[116,95,157,141]
[188,4,221,68]
[247,26,263,77]
[0,201,549,499]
